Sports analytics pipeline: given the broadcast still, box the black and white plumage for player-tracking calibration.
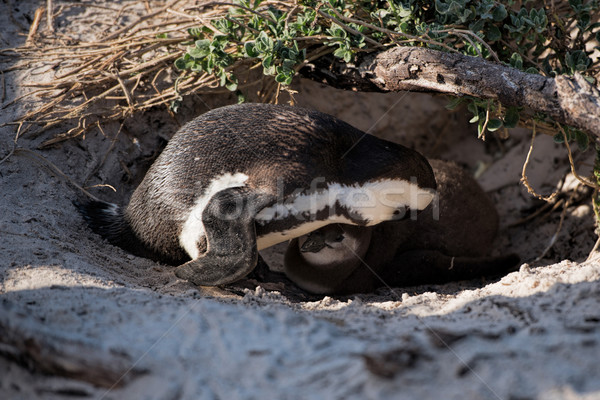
[284,160,520,294]
[76,103,437,286]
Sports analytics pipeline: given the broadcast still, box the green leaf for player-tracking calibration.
[553,133,565,143]
[244,42,259,57]
[170,98,182,113]
[217,68,227,86]
[503,107,520,128]
[190,63,204,73]
[328,23,346,39]
[445,97,465,110]
[486,25,501,41]
[256,31,273,52]
[275,72,288,83]
[189,39,211,59]
[187,48,207,59]
[188,27,205,38]
[262,55,276,75]
[435,0,450,14]
[398,22,410,33]
[487,118,503,131]
[510,52,523,70]
[343,50,353,63]
[237,91,246,104]
[555,126,573,142]
[262,55,273,69]
[492,4,507,21]
[205,54,215,74]
[333,47,348,60]
[225,78,238,91]
[469,19,485,32]
[469,114,480,123]
[174,57,188,70]
[174,54,197,71]
[575,130,589,151]
[467,101,478,115]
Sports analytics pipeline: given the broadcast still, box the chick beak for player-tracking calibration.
[300,231,328,253]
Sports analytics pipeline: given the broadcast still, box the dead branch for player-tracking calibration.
[301,46,600,138]
[46,0,55,32]
[26,7,45,45]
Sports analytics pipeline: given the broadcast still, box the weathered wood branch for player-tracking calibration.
[300,47,600,137]
[0,302,144,388]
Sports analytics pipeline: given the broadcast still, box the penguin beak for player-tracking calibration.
[300,231,328,253]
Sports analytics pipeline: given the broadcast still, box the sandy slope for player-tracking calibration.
[1,1,600,399]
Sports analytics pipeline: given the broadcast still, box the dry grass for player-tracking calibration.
[0,0,270,148]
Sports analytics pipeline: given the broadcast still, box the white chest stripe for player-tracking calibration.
[255,179,435,226]
[179,172,249,259]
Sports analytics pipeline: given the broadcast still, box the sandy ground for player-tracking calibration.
[1,1,600,399]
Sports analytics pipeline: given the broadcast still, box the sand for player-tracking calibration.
[1,1,599,399]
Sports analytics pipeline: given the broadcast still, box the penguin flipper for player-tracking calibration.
[175,188,274,286]
[380,249,521,287]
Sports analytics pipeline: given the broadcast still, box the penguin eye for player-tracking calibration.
[334,234,344,242]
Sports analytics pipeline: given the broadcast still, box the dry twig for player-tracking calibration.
[26,7,45,45]
[521,122,560,202]
[557,124,600,190]
[46,0,55,32]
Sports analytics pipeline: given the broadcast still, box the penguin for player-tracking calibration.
[76,103,437,287]
[284,160,520,294]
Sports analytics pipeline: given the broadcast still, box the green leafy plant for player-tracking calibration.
[173,1,598,129]
[553,125,590,152]
[175,33,238,91]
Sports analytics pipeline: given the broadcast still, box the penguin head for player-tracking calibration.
[296,224,372,267]
[283,223,373,294]
[299,225,347,253]
[341,135,437,222]
[345,135,436,191]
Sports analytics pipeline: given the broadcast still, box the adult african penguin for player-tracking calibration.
[76,103,437,286]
